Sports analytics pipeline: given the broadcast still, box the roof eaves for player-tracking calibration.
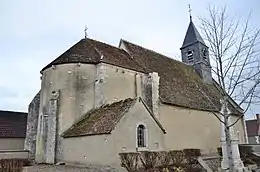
[0,110,27,115]
[212,80,244,114]
[63,132,110,138]
[160,99,219,113]
[180,40,207,50]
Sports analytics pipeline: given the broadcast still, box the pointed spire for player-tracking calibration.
[180,11,206,49]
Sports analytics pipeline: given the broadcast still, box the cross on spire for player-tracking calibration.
[188,4,192,21]
[84,26,88,38]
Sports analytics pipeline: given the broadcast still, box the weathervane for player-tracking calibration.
[188,4,192,21]
[84,26,88,38]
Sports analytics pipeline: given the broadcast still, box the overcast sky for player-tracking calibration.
[0,0,259,119]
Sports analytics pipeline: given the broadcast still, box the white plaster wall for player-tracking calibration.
[61,100,165,167]
[0,138,25,150]
[159,104,246,154]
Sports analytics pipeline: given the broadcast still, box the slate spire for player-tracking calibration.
[181,20,205,49]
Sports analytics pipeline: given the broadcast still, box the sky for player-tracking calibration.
[0,0,259,119]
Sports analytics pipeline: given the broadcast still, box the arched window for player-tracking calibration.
[186,50,194,63]
[202,48,208,60]
[137,124,146,147]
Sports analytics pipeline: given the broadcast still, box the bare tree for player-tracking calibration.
[199,5,260,171]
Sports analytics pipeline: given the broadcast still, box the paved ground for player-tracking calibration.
[23,165,122,172]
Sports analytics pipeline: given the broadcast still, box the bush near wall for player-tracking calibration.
[0,159,30,172]
[119,149,203,172]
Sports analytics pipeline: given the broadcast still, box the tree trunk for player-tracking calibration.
[223,98,234,172]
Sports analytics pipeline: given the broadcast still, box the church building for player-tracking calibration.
[24,18,247,167]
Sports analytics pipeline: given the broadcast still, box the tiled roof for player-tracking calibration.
[122,40,231,113]
[41,38,241,114]
[41,38,146,73]
[246,120,259,137]
[0,110,27,138]
[63,98,136,137]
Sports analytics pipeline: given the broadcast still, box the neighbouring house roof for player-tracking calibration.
[0,110,27,138]
[41,37,241,114]
[181,20,206,49]
[246,120,259,137]
[62,98,165,138]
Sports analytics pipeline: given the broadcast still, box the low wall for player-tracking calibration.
[240,144,260,152]
[0,150,29,159]
[0,138,25,150]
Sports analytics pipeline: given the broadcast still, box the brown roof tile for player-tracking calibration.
[121,40,224,112]
[62,98,136,138]
[0,110,27,138]
[41,38,146,73]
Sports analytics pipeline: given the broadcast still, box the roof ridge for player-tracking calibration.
[121,39,192,67]
[88,37,128,54]
[87,38,105,62]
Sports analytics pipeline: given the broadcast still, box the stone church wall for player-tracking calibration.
[39,63,96,134]
[159,104,246,154]
[36,63,96,163]
[24,91,40,160]
[100,63,142,104]
[99,63,159,118]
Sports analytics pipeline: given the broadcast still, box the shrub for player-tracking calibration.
[0,159,30,172]
[119,149,203,172]
[168,150,185,167]
[119,153,139,172]
[183,149,201,165]
[139,151,158,170]
[157,151,170,168]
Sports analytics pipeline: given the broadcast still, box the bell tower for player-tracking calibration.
[180,14,212,84]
